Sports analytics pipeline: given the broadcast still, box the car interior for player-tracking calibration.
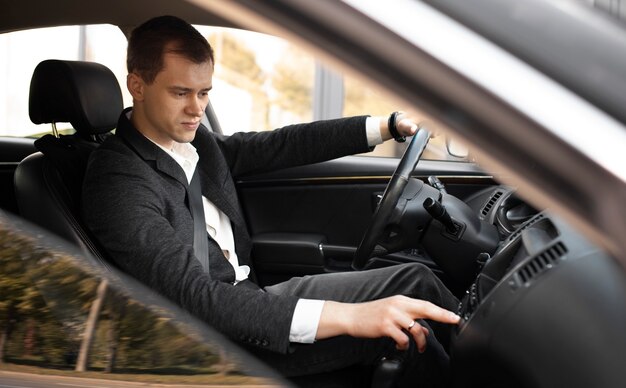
[1,1,626,387]
[8,56,625,388]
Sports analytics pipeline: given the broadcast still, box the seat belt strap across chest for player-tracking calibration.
[189,168,210,274]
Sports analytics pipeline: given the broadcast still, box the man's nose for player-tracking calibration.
[186,96,204,116]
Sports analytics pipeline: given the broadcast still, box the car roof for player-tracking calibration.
[0,0,238,35]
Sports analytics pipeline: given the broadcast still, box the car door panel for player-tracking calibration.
[238,155,496,284]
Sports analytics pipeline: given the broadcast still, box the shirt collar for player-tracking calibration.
[129,111,200,183]
[154,141,199,184]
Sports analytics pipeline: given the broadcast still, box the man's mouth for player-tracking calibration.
[182,121,200,130]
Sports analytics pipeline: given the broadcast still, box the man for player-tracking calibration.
[82,15,459,386]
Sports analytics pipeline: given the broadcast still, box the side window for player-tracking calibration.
[1,25,469,160]
[343,73,469,161]
[0,213,280,384]
[0,25,129,138]
[198,26,315,134]
[200,26,469,161]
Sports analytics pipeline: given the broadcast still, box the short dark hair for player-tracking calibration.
[127,15,214,84]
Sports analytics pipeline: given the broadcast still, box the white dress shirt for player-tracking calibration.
[149,116,383,344]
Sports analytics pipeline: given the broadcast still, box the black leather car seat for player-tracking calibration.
[14,59,123,271]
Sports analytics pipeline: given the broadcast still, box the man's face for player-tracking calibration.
[129,51,213,149]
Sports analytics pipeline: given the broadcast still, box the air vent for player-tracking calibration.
[518,242,567,284]
[481,191,503,216]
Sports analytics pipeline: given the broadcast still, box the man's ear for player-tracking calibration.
[127,73,145,101]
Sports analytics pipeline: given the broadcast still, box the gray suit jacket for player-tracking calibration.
[82,108,371,353]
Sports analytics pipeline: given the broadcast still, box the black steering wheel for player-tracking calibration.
[353,127,431,270]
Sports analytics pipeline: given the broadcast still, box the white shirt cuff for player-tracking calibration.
[289,299,325,343]
[365,116,383,147]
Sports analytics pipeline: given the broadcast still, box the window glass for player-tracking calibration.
[83,25,131,107]
[0,25,129,138]
[343,73,468,161]
[0,24,467,161]
[197,26,315,134]
[201,26,468,161]
[0,213,281,385]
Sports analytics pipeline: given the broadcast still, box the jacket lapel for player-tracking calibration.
[193,126,252,260]
[116,108,188,187]
[195,155,246,231]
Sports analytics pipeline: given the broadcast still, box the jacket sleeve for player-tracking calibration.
[210,116,372,177]
[82,146,299,354]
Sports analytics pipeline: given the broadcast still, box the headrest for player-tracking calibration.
[29,60,123,135]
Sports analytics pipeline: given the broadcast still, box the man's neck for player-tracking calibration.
[128,106,175,150]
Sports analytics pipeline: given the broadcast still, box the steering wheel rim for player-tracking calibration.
[352,127,431,270]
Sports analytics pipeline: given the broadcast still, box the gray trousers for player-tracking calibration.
[260,262,459,387]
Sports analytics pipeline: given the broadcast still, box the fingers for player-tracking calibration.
[396,116,418,137]
[412,299,461,324]
[389,296,460,324]
[333,296,460,352]
[402,320,431,353]
[391,326,411,351]
[395,111,421,137]
[391,320,429,352]
[391,297,460,352]
[381,313,425,352]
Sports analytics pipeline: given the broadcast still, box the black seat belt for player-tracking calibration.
[188,168,210,274]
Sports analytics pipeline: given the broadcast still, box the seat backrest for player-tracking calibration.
[14,59,123,270]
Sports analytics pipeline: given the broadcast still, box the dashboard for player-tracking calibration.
[449,186,626,387]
